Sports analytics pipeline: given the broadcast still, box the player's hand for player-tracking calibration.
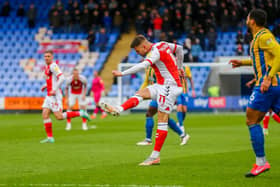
[112,70,123,77]
[261,76,272,93]
[49,90,56,96]
[179,69,185,77]
[192,90,196,98]
[82,95,86,101]
[246,80,254,88]
[229,59,242,68]
[41,85,47,92]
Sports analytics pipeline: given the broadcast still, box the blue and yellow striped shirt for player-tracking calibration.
[181,66,192,93]
[249,28,280,86]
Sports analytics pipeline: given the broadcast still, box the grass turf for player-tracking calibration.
[0,113,280,186]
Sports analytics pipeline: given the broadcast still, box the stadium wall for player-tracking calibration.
[0,96,249,112]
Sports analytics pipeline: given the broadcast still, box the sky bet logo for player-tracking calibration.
[193,98,208,108]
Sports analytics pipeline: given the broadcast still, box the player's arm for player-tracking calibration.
[64,77,72,100]
[41,84,47,92]
[246,78,256,88]
[50,64,65,94]
[229,59,252,68]
[167,42,184,70]
[81,76,87,99]
[259,34,280,78]
[188,76,196,97]
[113,48,160,77]
[99,79,105,96]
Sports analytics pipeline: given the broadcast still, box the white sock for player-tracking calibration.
[116,106,124,112]
[62,112,67,119]
[150,151,160,158]
[256,157,266,166]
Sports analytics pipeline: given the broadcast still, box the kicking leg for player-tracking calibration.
[100,88,151,116]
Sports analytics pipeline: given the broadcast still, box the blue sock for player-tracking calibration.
[145,117,154,140]
[182,111,186,120]
[168,118,184,136]
[177,112,184,126]
[249,124,265,157]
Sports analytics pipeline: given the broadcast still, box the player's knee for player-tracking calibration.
[246,118,257,126]
[42,110,49,119]
[146,111,153,117]
[54,113,64,120]
[132,95,143,102]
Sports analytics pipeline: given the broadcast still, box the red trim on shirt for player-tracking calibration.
[57,73,63,78]
[146,59,153,65]
[156,43,182,87]
[173,44,177,54]
[151,64,164,85]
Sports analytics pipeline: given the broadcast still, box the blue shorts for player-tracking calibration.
[176,93,189,106]
[248,86,280,113]
[149,99,158,108]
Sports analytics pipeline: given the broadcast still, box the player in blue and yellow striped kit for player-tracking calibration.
[176,65,195,134]
[230,9,280,177]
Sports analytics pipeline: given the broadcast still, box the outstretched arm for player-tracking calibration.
[113,61,150,77]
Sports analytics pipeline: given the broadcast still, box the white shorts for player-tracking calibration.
[69,93,87,107]
[42,94,63,112]
[147,84,183,114]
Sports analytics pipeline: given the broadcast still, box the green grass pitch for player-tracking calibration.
[1,113,280,186]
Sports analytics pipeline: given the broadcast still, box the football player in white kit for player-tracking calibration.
[100,35,184,165]
[40,50,90,143]
[65,68,88,130]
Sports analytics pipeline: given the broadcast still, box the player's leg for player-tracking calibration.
[262,111,270,135]
[168,117,190,145]
[139,85,183,165]
[137,101,157,146]
[100,87,152,116]
[139,110,169,166]
[79,94,88,130]
[40,107,55,143]
[245,107,270,177]
[66,94,76,130]
[91,92,99,119]
[96,91,107,119]
[271,111,280,123]
[244,87,274,177]
[52,94,91,121]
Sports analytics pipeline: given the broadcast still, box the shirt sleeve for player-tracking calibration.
[144,47,160,65]
[50,63,63,77]
[167,42,184,69]
[241,59,252,65]
[259,33,280,77]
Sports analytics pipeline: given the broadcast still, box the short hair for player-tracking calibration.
[44,50,54,55]
[73,68,79,72]
[130,35,146,48]
[249,9,267,27]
